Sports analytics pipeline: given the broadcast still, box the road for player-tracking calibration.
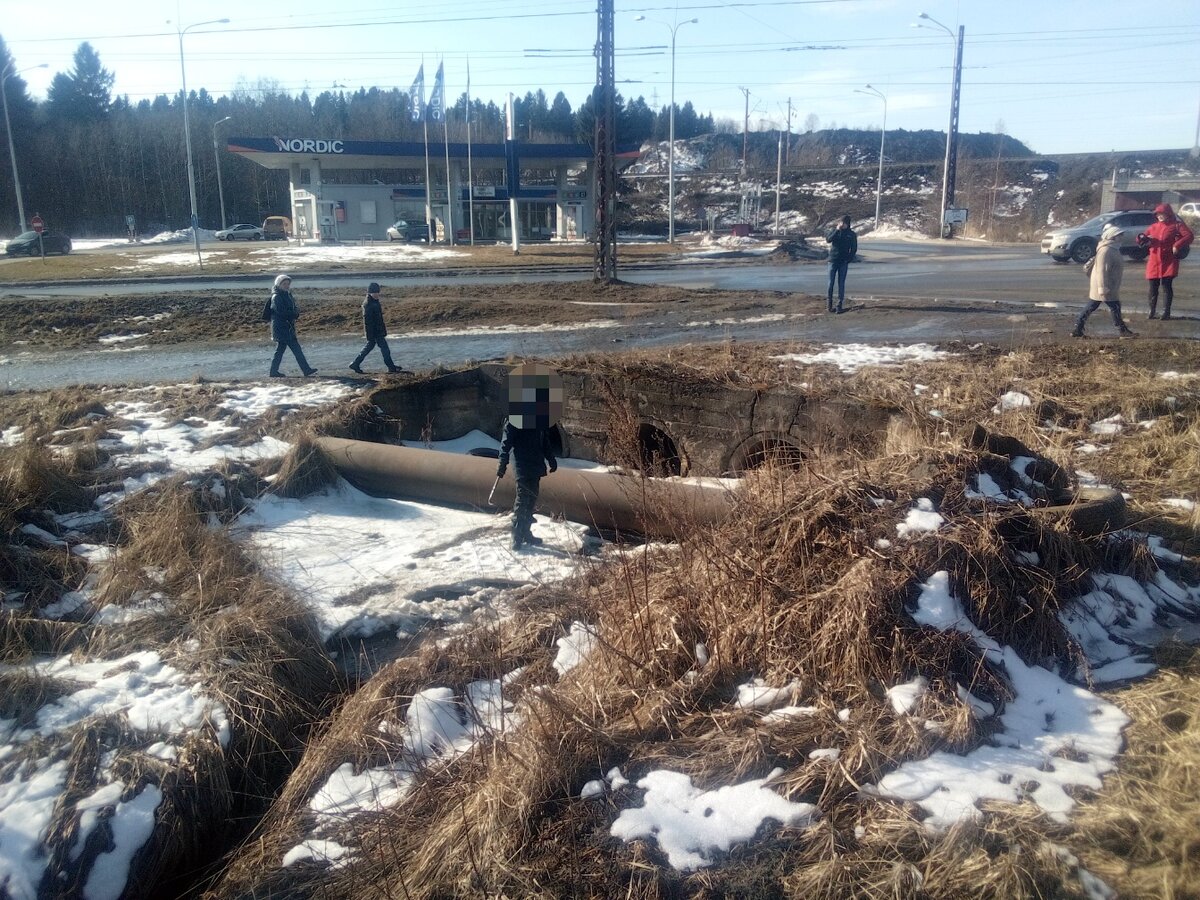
[2,239,1195,390]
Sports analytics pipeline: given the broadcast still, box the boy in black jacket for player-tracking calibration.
[349,282,404,374]
[496,364,562,550]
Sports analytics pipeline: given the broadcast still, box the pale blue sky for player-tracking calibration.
[3,0,1199,154]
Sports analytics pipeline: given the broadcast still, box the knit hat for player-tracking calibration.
[367,282,382,294]
[1100,224,1124,242]
[274,273,292,288]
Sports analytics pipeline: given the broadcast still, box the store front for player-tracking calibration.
[226,136,604,244]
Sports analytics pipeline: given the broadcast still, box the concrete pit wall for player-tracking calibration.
[366,364,899,476]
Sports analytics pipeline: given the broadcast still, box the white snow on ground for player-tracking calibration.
[236,480,590,641]
[858,223,934,242]
[0,651,229,898]
[396,320,620,340]
[896,498,944,538]
[874,568,1200,828]
[993,391,1033,413]
[776,343,951,373]
[609,768,818,870]
[108,239,463,271]
[553,622,599,676]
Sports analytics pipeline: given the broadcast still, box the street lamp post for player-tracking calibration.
[855,85,887,230]
[635,14,698,244]
[213,116,232,231]
[175,17,230,264]
[915,12,963,238]
[1,62,48,231]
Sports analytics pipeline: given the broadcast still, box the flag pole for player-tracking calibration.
[466,57,475,246]
[423,117,434,243]
[441,62,454,245]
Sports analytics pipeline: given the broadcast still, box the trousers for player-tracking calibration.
[1148,277,1175,317]
[270,335,313,375]
[513,474,541,539]
[826,260,849,309]
[352,338,396,368]
[1075,299,1124,333]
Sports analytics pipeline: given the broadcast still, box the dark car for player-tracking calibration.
[386,219,429,242]
[5,230,72,256]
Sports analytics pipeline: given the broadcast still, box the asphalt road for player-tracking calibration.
[2,239,1196,390]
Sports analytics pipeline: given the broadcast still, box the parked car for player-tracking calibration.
[1179,202,1200,222]
[215,223,264,241]
[262,216,291,240]
[1040,210,1155,263]
[5,230,72,256]
[386,219,428,242]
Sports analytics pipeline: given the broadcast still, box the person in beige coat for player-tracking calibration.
[1072,224,1135,338]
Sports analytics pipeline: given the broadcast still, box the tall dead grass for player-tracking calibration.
[210,441,1146,899]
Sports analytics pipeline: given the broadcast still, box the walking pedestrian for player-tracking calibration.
[267,274,317,377]
[1136,203,1194,320]
[349,282,404,374]
[825,215,858,314]
[1072,224,1135,338]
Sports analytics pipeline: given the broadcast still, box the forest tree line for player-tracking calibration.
[0,38,716,236]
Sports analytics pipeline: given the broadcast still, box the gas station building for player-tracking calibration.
[226,136,604,243]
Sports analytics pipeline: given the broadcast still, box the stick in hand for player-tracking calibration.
[487,476,500,506]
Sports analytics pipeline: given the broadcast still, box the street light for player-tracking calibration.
[213,116,232,230]
[635,14,699,244]
[1,62,48,231]
[855,85,887,230]
[914,12,962,238]
[175,17,230,264]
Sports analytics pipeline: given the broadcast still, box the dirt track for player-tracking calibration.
[0,281,807,351]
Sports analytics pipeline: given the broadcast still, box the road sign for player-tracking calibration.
[31,214,44,234]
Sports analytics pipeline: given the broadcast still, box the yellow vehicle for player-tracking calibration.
[262,216,292,241]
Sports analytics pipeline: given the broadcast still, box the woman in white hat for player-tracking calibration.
[267,274,318,377]
[1072,225,1135,339]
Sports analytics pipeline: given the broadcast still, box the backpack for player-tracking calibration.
[1178,243,1190,261]
[261,297,273,322]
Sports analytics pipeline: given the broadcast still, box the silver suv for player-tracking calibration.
[1041,210,1155,264]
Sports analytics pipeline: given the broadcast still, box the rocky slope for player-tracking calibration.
[622,129,1200,241]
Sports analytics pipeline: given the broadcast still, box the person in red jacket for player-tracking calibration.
[1136,203,1194,320]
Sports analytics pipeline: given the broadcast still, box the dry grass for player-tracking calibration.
[203,339,1200,899]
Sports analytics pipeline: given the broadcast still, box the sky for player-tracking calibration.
[2,0,1199,155]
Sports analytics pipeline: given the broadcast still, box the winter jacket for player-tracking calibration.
[826,225,858,264]
[269,288,300,343]
[1089,235,1124,303]
[1140,203,1194,280]
[362,295,387,341]
[498,420,557,478]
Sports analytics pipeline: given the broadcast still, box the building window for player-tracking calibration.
[300,168,311,186]
[360,200,377,224]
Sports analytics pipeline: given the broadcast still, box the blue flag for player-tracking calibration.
[409,64,425,124]
[428,62,446,123]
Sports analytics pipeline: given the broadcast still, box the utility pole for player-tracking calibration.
[739,87,751,175]
[942,24,964,237]
[785,98,793,165]
[774,132,782,234]
[593,0,617,283]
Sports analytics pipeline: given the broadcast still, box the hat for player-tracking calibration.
[274,273,292,288]
[1100,224,1124,242]
[367,282,382,294]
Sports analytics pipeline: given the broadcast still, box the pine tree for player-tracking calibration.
[46,42,114,122]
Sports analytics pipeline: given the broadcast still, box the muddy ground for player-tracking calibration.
[0,281,807,351]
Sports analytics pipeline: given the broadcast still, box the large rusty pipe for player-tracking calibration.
[315,437,737,538]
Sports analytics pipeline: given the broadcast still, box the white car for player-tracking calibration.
[215,223,264,241]
[1179,202,1199,221]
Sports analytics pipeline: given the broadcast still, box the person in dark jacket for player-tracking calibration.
[1136,202,1195,320]
[349,282,403,374]
[825,215,858,314]
[496,365,562,550]
[268,274,317,377]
